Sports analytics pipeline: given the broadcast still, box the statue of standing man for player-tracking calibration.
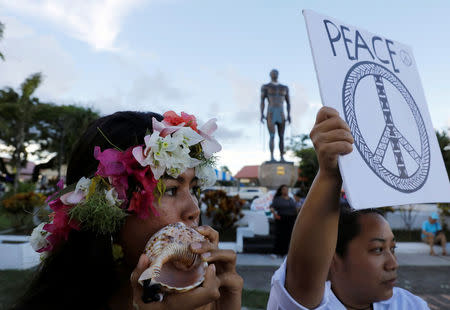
[260,69,291,162]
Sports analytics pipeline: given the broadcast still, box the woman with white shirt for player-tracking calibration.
[267,107,429,310]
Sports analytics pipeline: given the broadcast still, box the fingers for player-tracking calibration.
[216,272,244,293]
[163,264,220,309]
[310,107,354,175]
[131,256,220,309]
[196,225,219,246]
[315,106,340,124]
[312,129,354,153]
[201,249,237,273]
[312,116,351,137]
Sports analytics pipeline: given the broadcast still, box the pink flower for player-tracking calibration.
[198,118,222,158]
[41,198,80,252]
[45,177,65,203]
[94,146,129,203]
[94,146,159,219]
[163,111,198,132]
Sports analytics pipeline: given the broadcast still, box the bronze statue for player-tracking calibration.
[260,69,291,162]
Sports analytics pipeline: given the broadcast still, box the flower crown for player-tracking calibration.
[30,111,221,255]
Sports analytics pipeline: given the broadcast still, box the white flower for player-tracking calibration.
[29,223,50,252]
[105,188,121,206]
[196,165,217,187]
[172,127,204,147]
[199,118,222,159]
[132,125,209,180]
[75,177,91,194]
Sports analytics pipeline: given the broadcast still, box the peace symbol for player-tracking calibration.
[342,61,430,193]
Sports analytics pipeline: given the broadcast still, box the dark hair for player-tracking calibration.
[12,111,162,310]
[335,204,384,257]
[294,190,303,198]
[274,184,288,198]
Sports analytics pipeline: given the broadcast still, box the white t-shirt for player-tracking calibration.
[267,259,430,310]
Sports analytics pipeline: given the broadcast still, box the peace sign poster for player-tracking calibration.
[303,10,450,209]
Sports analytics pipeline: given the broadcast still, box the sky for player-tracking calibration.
[0,0,449,174]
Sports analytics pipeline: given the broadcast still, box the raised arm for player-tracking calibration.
[285,107,354,308]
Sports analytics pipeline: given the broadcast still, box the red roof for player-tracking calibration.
[234,165,259,179]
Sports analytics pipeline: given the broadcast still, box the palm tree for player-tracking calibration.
[0,73,43,192]
[0,22,5,60]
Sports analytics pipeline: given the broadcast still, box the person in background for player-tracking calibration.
[293,190,305,213]
[270,184,297,256]
[422,211,447,256]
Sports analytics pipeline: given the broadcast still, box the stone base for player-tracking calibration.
[258,162,297,189]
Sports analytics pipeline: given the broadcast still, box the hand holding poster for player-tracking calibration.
[303,10,450,209]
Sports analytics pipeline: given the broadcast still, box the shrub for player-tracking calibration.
[202,190,244,231]
[0,192,46,232]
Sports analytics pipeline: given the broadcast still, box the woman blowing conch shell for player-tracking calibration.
[14,111,242,310]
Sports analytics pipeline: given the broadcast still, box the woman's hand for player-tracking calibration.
[129,225,243,310]
[130,254,221,310]
[309,107,354,178]
[190,225,243,310]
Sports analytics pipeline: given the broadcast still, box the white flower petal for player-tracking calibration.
[199,118,218,136]
[174,127,204,146]
[105,188,120,206]
[132,146,147,167]
[201,137,222,159]
[196,166,217,187]
[75,177,91,193]
[30,223,50,252]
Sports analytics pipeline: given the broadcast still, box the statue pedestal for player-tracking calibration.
[258,161,297,190]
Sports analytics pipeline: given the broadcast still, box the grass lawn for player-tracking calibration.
[0,212,12,231]
[0,269,35,310]
[0,269,269,309]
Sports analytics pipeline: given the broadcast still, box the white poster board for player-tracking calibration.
[303,10,450,209]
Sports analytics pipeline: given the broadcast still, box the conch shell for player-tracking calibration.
[138,222,208,302]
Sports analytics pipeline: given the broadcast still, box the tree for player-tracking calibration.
[287,134,318,192]
[0,22,4,60]
[436,129,450,178]
[0,73,43,192]
[34,104,99,178]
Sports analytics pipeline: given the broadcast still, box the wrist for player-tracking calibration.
[317,168,342,182]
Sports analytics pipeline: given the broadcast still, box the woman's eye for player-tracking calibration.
[190,186,200,197]
[390,246,397,254]
[372,247,383,254]
[165,187,177,197]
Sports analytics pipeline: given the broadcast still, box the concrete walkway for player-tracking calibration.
[229,242,450,267]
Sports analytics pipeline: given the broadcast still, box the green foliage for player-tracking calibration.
[0,191,45,231]
[0,269,36,310]
[202,190,244,230]
[0,73,43,191]
[0,76,99,183]
[436,130,450,178]
[242,289,270,308]
[0,22,4,61]
[68,187,127,235]
[437,203,450,231]
[287,134,318,192]
[33,104,99,177]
